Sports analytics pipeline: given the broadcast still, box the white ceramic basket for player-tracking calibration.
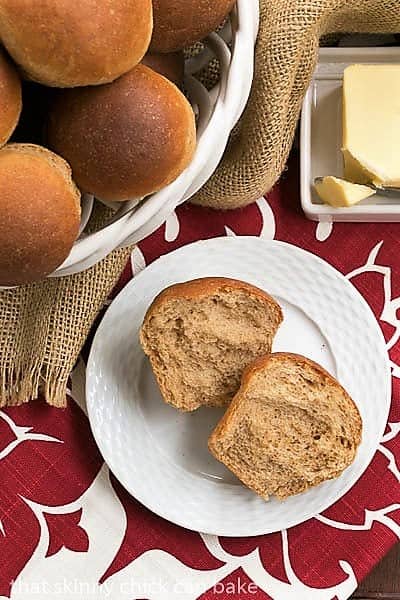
[50,0,259,278]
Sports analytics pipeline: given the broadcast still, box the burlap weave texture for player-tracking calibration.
[0,206,131,408]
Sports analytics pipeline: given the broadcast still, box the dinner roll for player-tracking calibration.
[150,0,235,52]
[142,51,184,87]
[47,64,196,201]
[0,144,81,286]
[0,0,153,87]
[0,48,22,146]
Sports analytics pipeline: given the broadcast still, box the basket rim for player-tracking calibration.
[50,0,260,279]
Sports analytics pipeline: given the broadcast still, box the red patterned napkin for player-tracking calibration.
[0,154,399,600]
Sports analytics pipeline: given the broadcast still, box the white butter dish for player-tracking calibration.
[300,47,400,222]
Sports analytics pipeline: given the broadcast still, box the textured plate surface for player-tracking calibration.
[86,237,391,537]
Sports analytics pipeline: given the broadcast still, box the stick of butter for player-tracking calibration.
[343,64,400,186]
[314,176,376,207]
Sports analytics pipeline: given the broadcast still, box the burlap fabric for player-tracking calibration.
[0,206,131,408]
[1,0,399,407]
[192,0,400,209]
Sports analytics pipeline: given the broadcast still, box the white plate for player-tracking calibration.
[301,47,400,222]
[86,237,391,537]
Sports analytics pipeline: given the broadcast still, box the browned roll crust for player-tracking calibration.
[140,277,284,411]
[150,0,235,53]
[0,144,81,286]
[0,48,22,146]
[47,64,196,202]
[209,352,362,501]
[143,277,283,321]
[0,0,153,87]
[142,51,184,87]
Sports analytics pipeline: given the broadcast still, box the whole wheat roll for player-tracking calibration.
[47,64,196,202]
[209,352,362,500]
[0,0,153,87]
[0,144,81,286]
[0,48,22,146]
[140,277,283,411]
[150,0,235,52]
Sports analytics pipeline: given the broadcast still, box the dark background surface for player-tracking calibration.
[353,544,400,598]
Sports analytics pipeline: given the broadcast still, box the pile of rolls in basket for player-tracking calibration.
[0,0,259,286]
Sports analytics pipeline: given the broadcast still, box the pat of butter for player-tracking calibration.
[343,64,400,187]
[314,176,376,208]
